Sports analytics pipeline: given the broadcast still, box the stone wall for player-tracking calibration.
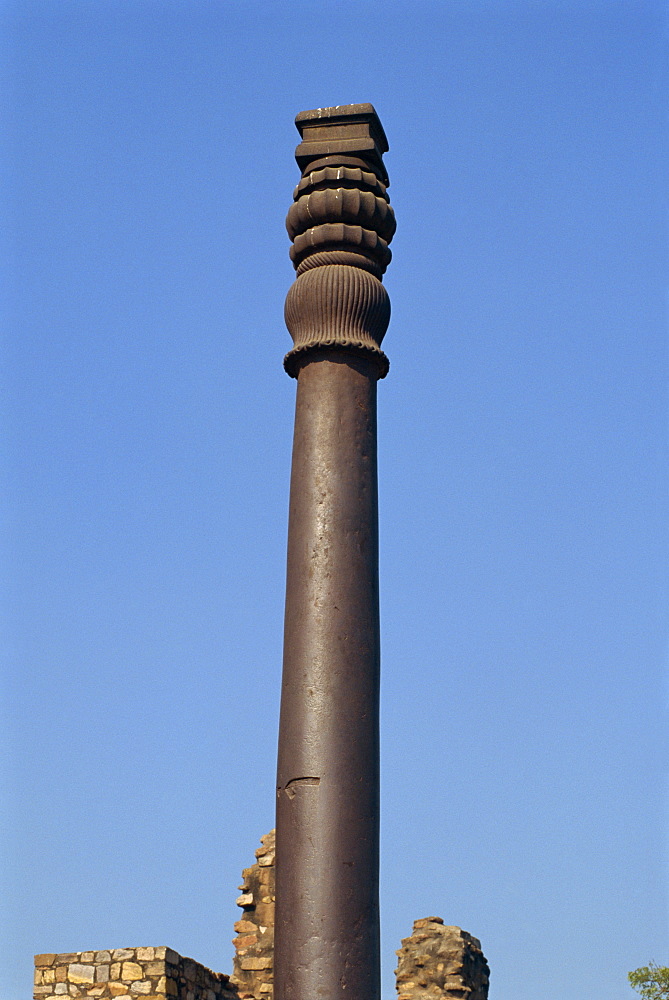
[395,918,489,1000]
[230,830,275,1000]
[34,948,238,1000]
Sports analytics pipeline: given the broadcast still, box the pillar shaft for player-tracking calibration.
[276,352,380,1000]
[275,104,395,1000]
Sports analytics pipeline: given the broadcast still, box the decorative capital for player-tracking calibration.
[284,104,395,379]
[294,104,389,182]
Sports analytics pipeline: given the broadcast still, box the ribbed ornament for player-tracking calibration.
[286,187,396,242]
[285,265,390,351]
[293,165,387,201]
[296,250,383,279]
[289,223,391,270]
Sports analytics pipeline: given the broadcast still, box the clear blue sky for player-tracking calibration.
[2,3,667,1000]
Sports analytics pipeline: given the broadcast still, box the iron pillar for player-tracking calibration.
[275,104,395,1000]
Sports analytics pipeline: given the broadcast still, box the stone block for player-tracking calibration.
[36,955,57,968]
[43,969,56,983]
[111,964,121,980]
[233,935,257,950]
[68,966,95,985]
[144,963,164,977]
[85,988,105,997]
[239,958,272,972]
[165,979,178,997]
[130,982,152,994]
[109,983,130,996]
[55,985,68,994]
[56,967,68,983]
[113,950,135,961]
[234,921,256,934]
[121,963,143,981]
[136,949,155,962]
[95,953,112,964]
[164,950,180,967]
[414,917,442,930]
[80,954,95,963]
[183,960,199,981]
[96,966,110,983]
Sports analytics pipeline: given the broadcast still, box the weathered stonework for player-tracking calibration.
[395,919,489,1000]
[34,947,237,1000]
[230,830,275,1000]
[227,834,489,1000]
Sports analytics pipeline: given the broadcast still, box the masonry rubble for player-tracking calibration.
[34,832,489,1000]
[395,918,490,1000]
[230,829,275,999]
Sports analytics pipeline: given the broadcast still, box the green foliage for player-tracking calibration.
[629,963,669,1000]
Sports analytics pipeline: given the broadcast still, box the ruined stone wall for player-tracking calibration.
[230,830,275,1000]
[395,918,489,1000]
[228,833,489,1000]
[34,948,237,1000]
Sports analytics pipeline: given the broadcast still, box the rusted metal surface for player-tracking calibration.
[275,104,394,1000]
